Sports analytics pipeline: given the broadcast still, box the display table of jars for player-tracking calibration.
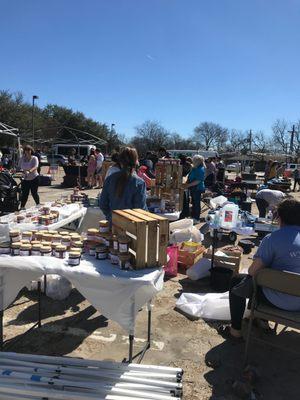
[0,251,164,362]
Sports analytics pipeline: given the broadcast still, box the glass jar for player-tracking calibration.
[118,253,132,270]
[72,241,84,253]
[11,242,21,256]
[41,206,51,215]
[95,245,108,260]
[99,220,110,233]
[0,242,11,255]
[40,246,52,257]
[31,243,41,256]
[118,235,131,254]
[89,246,96,256]
[68,251,81,266]
[110,249,119,265]
[20,244,31,256]
[35,232,44,241]
[61,236,71,249]
[55,245,67,259]
[9,229,21,243]
[51,243,58,256]
[87,228,99,242]
[16,215,25,223]
[52,234,62,245]
[22,231,33,242]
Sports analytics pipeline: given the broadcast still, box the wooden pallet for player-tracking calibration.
[112,209,169,269]
[152,159,184,211]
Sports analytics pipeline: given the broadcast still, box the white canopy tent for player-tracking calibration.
[0,122,21,167]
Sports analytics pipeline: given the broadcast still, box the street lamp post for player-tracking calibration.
[32,95,39,148]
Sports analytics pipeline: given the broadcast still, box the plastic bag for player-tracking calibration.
[31,275,72,300]
[210,195,228,210]
[170,218,193,232]
[169,224,203,244]
[186,258,211,280]
[176,292,231,320]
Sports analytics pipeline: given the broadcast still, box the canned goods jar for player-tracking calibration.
[87,228,100,242]
[16,215,25,223]
[118,253,132,270]
[89,245,96,256]
[35,232,44,241]
[52,234,62,245]
[31,243,41,256]
[118,235,131,254]
[99,220,109,233]
[95,245,108,260]
[20,243,31,256]
[110,249,119,265]
[22,231,33,242]
[68,251,81,266]
[100,233,110,248]
[40,246,52,257]
[11,242,21,256]
[55,245,67,259]
[0,242,11,255]
[41,206,51,215]
[61,236,71,248]
[9,229,21,243]
[42,233,53,242]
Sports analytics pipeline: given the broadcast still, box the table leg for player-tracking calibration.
[38,281,42,328]
[0,310,3,351]
[43,275,47,295]
[128,334,134,363]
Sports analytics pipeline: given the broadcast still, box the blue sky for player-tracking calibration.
[1,0,300,138]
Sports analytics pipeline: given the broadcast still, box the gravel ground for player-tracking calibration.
[3,167,300,400]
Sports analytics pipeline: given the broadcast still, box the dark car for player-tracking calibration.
[47,154,68,166]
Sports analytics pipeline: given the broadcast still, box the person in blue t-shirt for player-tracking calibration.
[222,198,300,339]
[99,147,147,222]
[182,155,206,223]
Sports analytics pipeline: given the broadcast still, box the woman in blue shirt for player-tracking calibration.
[99,147,147,222]
[182,155,206,223]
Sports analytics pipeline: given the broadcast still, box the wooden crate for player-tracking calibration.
[112,209,169,269]
[178,244,206,267]
[203,248,242,272]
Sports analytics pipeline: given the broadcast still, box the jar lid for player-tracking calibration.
[31,241,41,246]
[59,231,69,236]
[9,229,20,236]
[56,245,67,251]
[48,230,57,235]
[40,246,51,252]
[42,241,52,247]
[52,234,62,239]
[11,242,21,248]
[73,241,83,247]
[21,240,31,244]
[87,228,99,234]
[99,220,109,226]
[0,242,10,248]
[23,231,32,236]
[32,243,42,250]
[118,235,131,244]
[20,244,31,250]
[61,236,71,241]
[69,251,81,257]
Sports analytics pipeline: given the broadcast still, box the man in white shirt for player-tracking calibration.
[95,148,104,188]
[255,188,285,218]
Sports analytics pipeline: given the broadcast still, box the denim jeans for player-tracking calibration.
[190,188,202,220]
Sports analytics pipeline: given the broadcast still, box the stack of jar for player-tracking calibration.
[5,229,84,266]
[85,220,132,270]
[70,187,89,205]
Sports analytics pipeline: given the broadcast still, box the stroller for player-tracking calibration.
[0,171,21,215]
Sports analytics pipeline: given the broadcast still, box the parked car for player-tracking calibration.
[47,154,68,166]
[39,153,48,166]
[226,162,241,172]
[284,163,300,178]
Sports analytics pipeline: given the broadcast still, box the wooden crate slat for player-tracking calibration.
[124,209,157,222]
[146,219,158,267]
[158,219,169,266]
[134,209,168,222]
[135,221,147,269]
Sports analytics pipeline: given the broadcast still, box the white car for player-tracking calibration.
[226,162,241,172]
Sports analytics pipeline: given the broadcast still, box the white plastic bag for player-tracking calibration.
[40,275,72,300]
[210,195,228,210]
[187,258,211,280]
[170,218,193,232]
[176,292,231,320]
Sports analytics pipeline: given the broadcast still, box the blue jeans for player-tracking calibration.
[190,188,202,220]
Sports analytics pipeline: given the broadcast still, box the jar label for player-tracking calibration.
[11,236,21,243]
[113,241,118,250]
[68,258,80,266]
[119,243,128,253]
[96,252,107,260]
[89,249,96,256]
[12,249,20,256]
[99,227,109,233]
[32,250,40,256]
[19,250,30,256]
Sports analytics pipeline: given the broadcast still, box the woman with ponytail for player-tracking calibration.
[99,147,147,222]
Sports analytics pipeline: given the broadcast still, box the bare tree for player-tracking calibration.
[271,119,290,153]
[193,122,228,151]
[252,131,269,153]
[130,120,170,156]
[225,129,247,153]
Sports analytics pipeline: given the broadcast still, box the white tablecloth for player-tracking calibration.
[0,255,164,333]
[0,204,87,242]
